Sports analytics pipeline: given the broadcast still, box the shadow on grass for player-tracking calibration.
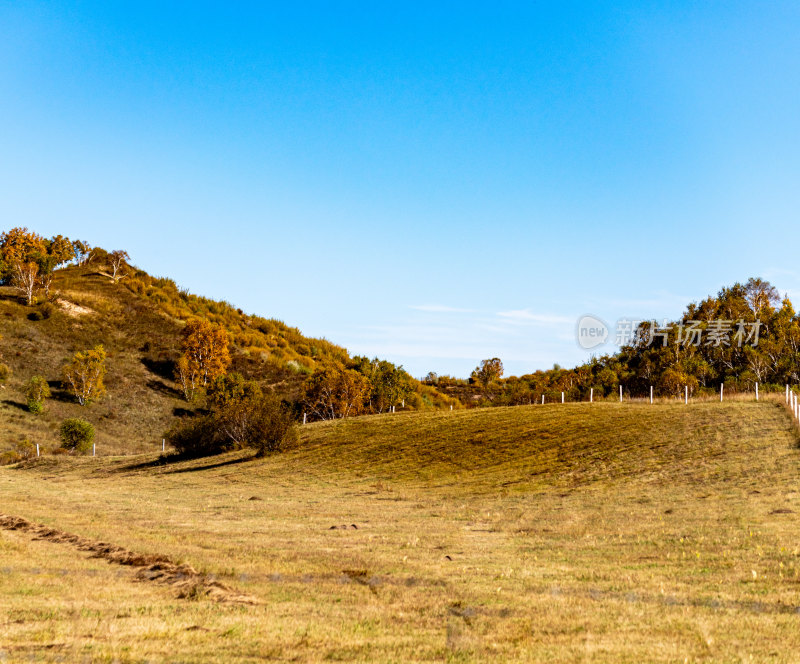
[114,451,256,475]
[141,356,176,381]
[146,379,183,399]
[46,384,77,404]
[1,399,28,412]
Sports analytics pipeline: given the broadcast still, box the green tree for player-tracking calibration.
[206,372,262,411]
[59,418,95,454]
[25,376,51,414]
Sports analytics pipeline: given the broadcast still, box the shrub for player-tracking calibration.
[14,438,36,459]
[25,376,51,414]
[218,395,297,456]
[59,418,95,454]
[0,451,22,466]
[165,415,228,457]
[166,395,297,458]
[0,363,10,382]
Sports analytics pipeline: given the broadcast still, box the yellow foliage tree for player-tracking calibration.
[303,364,370,420]
[62,345,107,406]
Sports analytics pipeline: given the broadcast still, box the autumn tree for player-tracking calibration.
[472,358,504,393]
[108,250,130,282]
[424,371,438,385]
[72,240,93,266]
[62,345,107,406]
[0,227,46,305]
[303,364,370,420]
[744,277,780,319]
[12,261,39,306]
[350,356,413,413]
[37,235,74,297]
[176,319,231,401]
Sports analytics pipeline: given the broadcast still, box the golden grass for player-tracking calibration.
[2,401,800,661]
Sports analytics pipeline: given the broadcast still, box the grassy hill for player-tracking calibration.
[0,263,457,457]
[2,401,800,661]
[0,265,351,455]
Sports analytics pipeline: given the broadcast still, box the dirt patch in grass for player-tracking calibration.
[55,298,94,317]
[0,514,261,605]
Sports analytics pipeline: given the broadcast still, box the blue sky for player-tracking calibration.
[2,2,799,377]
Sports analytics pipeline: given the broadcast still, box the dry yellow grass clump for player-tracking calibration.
[2,400,800,662]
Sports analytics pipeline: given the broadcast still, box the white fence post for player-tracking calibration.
[755,382,759,401]
[450,404,453,411]
[303,412,307,425]
[786,384,790,404]
[650,385,653,404]
[36,443,40,457]
[590,387,593,403]
[720,383,724,402]
[561,392,564,404]
[92,443,96,457]
[542,394,545,405]
[619,385,622,403]
[685,385,688,405]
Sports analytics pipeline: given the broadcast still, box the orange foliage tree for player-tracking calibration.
[176,319,231,401]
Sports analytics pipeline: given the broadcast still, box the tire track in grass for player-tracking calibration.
[0,514,261,605]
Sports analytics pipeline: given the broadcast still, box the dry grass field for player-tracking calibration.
[2,400,800,662]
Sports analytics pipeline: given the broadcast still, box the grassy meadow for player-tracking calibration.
[2,400,800,662]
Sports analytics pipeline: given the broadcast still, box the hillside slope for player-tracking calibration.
[0,265,347,454]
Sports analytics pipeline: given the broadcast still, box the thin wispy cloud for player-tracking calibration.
[409,304,476,313]
[496,309,573,325]
[590,290,691,314]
